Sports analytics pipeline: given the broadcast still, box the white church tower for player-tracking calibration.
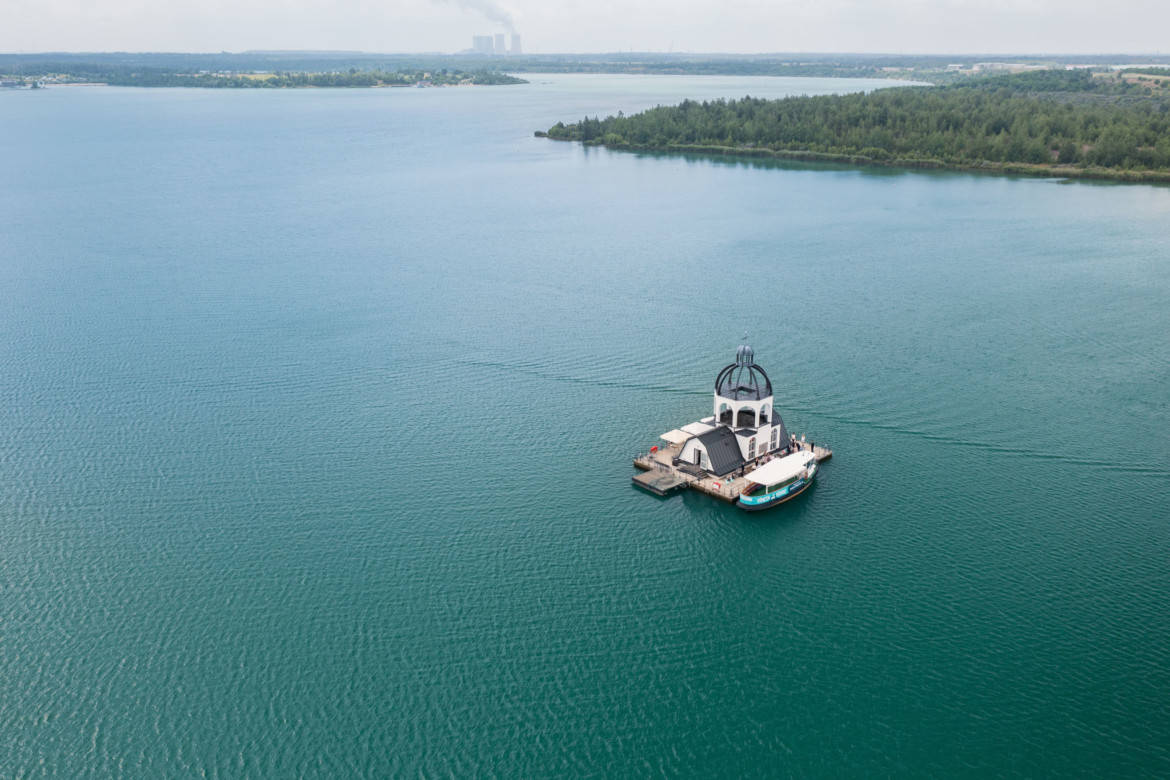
[677,337,792,475]
[712,336,788,460]
[714,339,770,429]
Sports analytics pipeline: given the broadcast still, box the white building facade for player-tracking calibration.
[675,341,791,476]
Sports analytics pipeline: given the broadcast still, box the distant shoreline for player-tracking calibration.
[24,82,515,89]
[7,52,1169,92]
[0,68,527,89]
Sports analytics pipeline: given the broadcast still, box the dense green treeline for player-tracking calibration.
[543,71,1170,177]
[977,69,1148,94]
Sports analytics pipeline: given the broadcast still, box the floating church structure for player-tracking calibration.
[633,339,831,508]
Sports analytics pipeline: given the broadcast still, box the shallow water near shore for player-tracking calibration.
[2,74,1169,776]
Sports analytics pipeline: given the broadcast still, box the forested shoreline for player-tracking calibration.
[540,70,1170,182]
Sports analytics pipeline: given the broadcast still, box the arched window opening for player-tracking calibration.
[718,402,732,425]
[736,407,757,428]
[760,404,769,424]
[770,428,778,450]
[748,438,756,458]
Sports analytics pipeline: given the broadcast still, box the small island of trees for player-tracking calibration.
[540,70,1170,182]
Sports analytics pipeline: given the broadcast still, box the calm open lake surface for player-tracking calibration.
[2,73,1169,777]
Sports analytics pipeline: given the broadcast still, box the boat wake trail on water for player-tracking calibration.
[781,406,1169,479]
[459,358,709,397]
[460,356,1170,480]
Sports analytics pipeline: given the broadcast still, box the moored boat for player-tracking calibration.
[737,450,818,511]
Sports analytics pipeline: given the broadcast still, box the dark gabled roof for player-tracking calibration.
[696,426,745,477]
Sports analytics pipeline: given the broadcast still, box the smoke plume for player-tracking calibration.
[434,0,515,32]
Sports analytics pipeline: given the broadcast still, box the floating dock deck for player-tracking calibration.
[631,468,689,496]
[633,441,832,503]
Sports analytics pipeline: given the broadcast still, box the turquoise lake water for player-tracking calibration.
[2,74,1169,777]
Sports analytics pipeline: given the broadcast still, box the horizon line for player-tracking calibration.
[1,49,1168,58]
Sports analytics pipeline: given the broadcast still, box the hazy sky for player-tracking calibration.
[4,0,1168,55]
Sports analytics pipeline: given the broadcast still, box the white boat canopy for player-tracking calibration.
[743,451,816,487]
[659,429,692,445]
[680,421,716,436]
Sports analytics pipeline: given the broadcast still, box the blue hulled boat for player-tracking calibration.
[737,450,819,511]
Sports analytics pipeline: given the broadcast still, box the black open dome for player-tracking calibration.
[715,340,772,400]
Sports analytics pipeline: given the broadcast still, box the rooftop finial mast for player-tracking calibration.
[735,333,754,367]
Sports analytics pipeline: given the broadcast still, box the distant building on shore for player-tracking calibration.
[472,35,494,55]
[494,33,506,56]
[973,62,1049,73]
[510,34,522,55]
